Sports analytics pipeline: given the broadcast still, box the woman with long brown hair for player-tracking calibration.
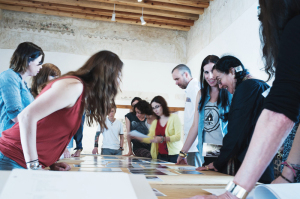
[0,50,123,171]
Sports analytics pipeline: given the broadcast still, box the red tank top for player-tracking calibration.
[0,76,85,168]
[155,120,168,155]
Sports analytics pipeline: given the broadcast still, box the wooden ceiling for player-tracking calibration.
[0,0,212,31]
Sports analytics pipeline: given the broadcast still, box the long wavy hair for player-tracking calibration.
[31,63,61,98]
[259,0,300,81]
[64,50,123,130]
[199,55,231,115]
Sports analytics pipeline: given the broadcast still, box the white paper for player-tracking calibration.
[203,189,255,198]
[254,184,300,199]
[0,169,138,199]
[130,130,149,138]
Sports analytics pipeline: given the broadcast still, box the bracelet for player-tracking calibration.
[179,151,188,158]
[160,136,164,143]
[225,181,248,199]
[280,173,292,183]
[95,143,99,148]
[26,160,42,170]
[282,161,297,177]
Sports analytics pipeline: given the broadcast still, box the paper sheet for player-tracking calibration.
[254,184,300,199]
[129,130,149,138]
[0,169,138,199]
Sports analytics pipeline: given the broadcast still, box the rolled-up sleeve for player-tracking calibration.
[0,75,22,119]
[263,16,300,122]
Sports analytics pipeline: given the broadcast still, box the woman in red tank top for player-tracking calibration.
[0,50,123,171]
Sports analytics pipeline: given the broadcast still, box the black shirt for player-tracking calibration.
[264,15,300,122]
[125,112,151,151]
[214,79,274,183]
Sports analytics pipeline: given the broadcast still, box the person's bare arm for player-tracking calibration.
[120,134,124,149]
[185,110,294,199]
[124,117,133,156]
[233,110,294,191]
[18,78,83,165]
[176,90,201,165]
[92,131,101,154]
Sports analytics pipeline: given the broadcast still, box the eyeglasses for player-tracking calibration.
[216,73,225,85]
[152,105,161,110]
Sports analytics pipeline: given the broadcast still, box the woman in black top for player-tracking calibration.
[124,100,152,158]
[197,56,274,184]
[191,1,300,198]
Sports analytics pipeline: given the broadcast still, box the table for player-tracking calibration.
[0,155,233,199]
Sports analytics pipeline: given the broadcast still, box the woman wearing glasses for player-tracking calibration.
[177,55,231,167]
[141,96,182,163]
[196,55,274,184]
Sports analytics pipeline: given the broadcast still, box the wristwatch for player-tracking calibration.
[225,181,248,199]
[160,136,164,143]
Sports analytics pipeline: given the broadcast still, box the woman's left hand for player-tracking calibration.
[196,162,218,171]
[150,136,162,143]
[50,162,71,171]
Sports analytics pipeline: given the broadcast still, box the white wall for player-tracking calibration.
[187,2,271,84]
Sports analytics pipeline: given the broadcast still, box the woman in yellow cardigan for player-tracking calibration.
[142,96,182,163]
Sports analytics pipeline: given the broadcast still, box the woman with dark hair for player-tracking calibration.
[141,96,182,163]
[31,63,61,98]
[0,50,123,171]
[177,55,231,167]
[124,100,152,157]
[0,42,44,135]
[196,55,274,184]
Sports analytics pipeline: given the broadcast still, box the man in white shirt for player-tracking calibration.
[172,64,201,167]
[92,106,124,155]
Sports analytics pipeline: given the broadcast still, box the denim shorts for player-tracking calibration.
[0,151,25,170]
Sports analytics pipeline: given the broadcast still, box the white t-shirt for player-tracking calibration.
[184,78,200,152]
[97,118,124,150]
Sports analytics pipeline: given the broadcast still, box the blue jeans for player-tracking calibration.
[187,152,201,167]
[101,148,122,155]
[0,151,25,170]
[73,114,85,150]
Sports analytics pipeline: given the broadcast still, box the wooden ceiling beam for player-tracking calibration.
[0,0,193,26]
[145,0,210,8]
[86,0,207,13]
[0,4,190,31]
[14,0,199,20]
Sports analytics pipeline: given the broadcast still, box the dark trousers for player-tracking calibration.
[157,153,178,163]
[74,114,85,150]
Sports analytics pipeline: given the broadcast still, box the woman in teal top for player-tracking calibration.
[0,42,44,135]
[177,55,231,167]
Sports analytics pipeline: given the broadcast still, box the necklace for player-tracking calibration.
[108,118,115,126]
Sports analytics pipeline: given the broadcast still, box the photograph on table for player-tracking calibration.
[176,170,203,175]
[78,168,123,172]
[129,168,168,175]
[202,143,222,157]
